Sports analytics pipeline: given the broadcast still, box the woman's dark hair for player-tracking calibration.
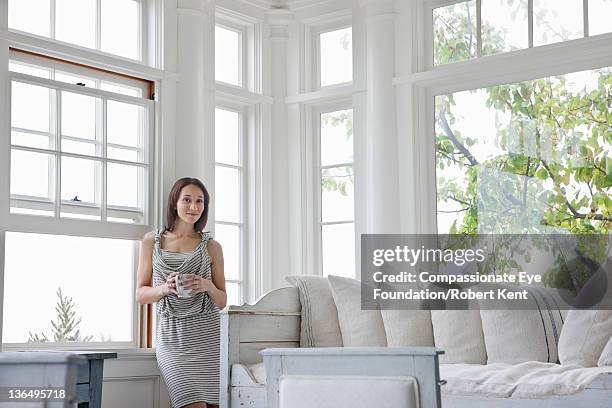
[165,177,210,232]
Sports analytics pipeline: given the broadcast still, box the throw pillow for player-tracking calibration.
[328,275,387,347]
[559,309,612,366]
[480,284,565,364]
[285,275,343,347]
[431,310,487,364]
[381,309,435,347]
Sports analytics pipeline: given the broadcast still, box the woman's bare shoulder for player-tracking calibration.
[142,230,156,244]
[207,238,222,254]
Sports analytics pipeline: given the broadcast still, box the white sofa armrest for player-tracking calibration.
[220,287,301,408]
[262,347,445,408]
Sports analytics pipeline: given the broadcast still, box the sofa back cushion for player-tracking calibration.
[479,285,565,364]
[381,309,435,347]
[328,275,387,347]
[286,275,343,347]
[480,309,564,364]
[559,310,612,366]
[431,310,487,364]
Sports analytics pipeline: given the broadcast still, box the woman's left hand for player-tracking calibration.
[183,274,213,294]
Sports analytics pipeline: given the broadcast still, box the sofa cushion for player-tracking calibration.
[285,275,343,347]
[328,275,387,347]
[381,309,434,347]
[479,285,565,364]
[440,362,612,398]
[558,310,612,366]
[431,310,487,364]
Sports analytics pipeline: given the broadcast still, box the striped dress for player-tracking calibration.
[152,228,221,407]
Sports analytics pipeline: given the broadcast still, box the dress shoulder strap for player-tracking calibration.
[200,231,213,244]
[154,228,165,245]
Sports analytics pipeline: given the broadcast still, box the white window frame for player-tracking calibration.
[213,5,267,303]
[311,99,355,277]
[305,14,353,92]
[425,0,608,68]
[0,0,167,351]
[7,53,155,230]
[214,102,247,305]
[215,22,246,89]
[216,8,261,93]
[401,0,612,234]
[7,0,151,63]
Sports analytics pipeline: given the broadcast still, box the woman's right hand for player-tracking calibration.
[162,272,180,296]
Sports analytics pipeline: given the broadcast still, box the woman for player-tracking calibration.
[136,177,227,408]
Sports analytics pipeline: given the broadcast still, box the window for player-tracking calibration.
[8,0,142,60]
[2,232,136,347]
[8,51,153,224]
[318,26,353,88]
[432,0,611,66]
[215,24,243,87]
[214,106,244,305]
[319,108,355,277]
[434,67,612,234]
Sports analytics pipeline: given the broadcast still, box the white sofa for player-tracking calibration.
[220,277,612,408]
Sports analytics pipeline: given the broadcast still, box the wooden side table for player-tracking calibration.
[71,352,117,408]
[0,351,116,408]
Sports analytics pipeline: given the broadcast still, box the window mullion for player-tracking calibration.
[50,0,57,40]
[54,90,61,218]
[583,0,589,37]
[96,0,102,51]
[476,0,482,58]
[528,0,534,48]
[101,97,108,222]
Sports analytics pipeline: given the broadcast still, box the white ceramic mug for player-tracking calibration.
[176,274,193,298]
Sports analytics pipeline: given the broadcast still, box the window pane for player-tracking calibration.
[62,91,99,140]
[10,149,54,199]
[11,81,53,133]
[434,1,477,65]
[55,72,97,88]
[9,61,51,78]
[107,163,142,208]
[225,282,242,306]
[11,131,51,150]
[322,166,354,223]
[62,139,98,156]
[589,0,612,36]
[107,100,143,149]
[321,109,353,166]
[435,67,612,234]
[101,0,140,60]
[322,223,355,278]
[8,0,51,37]
[215,166,241,223]
[215,26,241,86]
[108,147,139,162]
[320,27,353,87]
[56,0,96,48]
[101,82,141,98]
[215,108,240,166]
[533,0,583,46]
[482,0,528,56]
[61,157,101,205]
[214,224,240,281]
[2,232,134,343]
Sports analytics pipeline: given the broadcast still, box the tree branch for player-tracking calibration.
[437,106,479,166]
